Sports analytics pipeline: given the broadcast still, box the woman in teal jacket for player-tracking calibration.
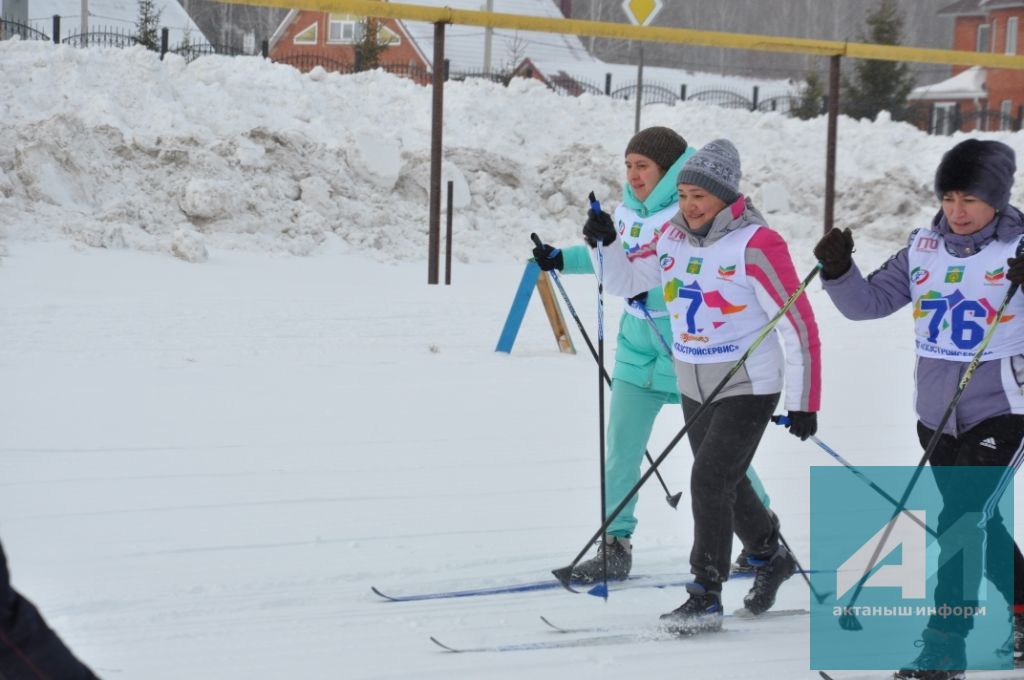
[533,127,773,582]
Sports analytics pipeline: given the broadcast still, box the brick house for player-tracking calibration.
[267,0,589,84]
[909,0,1024,133]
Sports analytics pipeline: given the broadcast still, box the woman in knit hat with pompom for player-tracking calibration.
[584,139,822,633]
[532,129,776,584]
[815,139,1024,679]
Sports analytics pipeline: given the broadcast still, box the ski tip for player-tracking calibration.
[370,586,397,602]
[667,491,683,509]
[731,607,756,619]
[586,583,609,599]
[429,636,461,653]
[551,566,580,593]
[539,615,567,633]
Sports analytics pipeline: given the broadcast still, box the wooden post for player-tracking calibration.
[535,271,575,354]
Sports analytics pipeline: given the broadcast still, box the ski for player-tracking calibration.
[370,568,796,603]
[429,629,682,653]
[372,573,707,602]
[539,607,810,634]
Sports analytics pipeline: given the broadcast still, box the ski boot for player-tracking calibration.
[570,535,631,584]
[996,611,1024,668]
[893,627,966,680]
[659,582,723,635]
[741,542,796,615]
[732,509,780,575]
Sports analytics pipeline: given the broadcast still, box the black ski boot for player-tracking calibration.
[996,612,1024,668]
[659,582,723,635]
[893,627,966,680]
[570,535,631,584]
[740,542,796,615]
[732,509,780,575]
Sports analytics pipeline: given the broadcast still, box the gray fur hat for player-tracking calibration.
[675,139,741,204]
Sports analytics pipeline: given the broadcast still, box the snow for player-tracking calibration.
[2,39,1024,679]
[909,65,987,101]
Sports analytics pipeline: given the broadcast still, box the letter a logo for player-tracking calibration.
[836,510,927,601]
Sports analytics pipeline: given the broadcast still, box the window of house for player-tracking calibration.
[1002,99,1014,130]
[328,14,364,43]
[932,103,957,136]
[1007,16,1018,54]
[977,23,991,52]
[293,22,317,45]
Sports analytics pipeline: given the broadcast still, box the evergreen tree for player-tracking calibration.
[791,71,826,120]
[841,0,915,121]
[136,0,162,51]
[356,17,388,71]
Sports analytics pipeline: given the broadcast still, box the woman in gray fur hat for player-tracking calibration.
[815,138,1024,679]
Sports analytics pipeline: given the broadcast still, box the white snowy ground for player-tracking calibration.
[1,238,1021,680]
[3,38,1024,680]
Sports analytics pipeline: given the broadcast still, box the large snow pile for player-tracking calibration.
[2,39,1024,263]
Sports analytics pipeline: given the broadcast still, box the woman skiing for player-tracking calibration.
[582,139,821,631]
[814,138,1024,680]
[532,128,778,584]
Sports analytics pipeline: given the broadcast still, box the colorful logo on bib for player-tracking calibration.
[686,257,703,275]
[664,279,747,333]
[945,266,965,284]
[985,267,1006,283]
[629,223,643,238]
[717,264,737,279]
[659,254,675,271]
[910,267,930,285]
[913,288,1015,349]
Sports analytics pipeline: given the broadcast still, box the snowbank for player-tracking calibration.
[3,39,1024,263]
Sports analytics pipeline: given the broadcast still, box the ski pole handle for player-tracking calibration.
[530,232,561,259]
[771,414,791,427]
[588,191,601,215]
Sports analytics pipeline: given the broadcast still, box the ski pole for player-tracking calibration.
[771,416,936,538]
[838,278,1020,631]
[553,262,823,592]
[631,297,675,357]
[776,531,831,604]
[530,233,682,509]
[591,192,610,599]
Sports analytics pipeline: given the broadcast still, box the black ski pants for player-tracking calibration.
[921,414,1024,637]
[682,392,781,588]
[0,539,98,679]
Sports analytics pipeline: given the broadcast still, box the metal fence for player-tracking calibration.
[904,101,1024,134]
[0,18,49,41]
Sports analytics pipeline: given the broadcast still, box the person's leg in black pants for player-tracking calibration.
[0,539,99,679]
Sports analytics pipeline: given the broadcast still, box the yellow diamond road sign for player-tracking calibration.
[622,0,663,26]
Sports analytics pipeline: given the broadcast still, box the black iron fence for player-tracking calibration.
[904,101,1024,134]
[0,17,49,41]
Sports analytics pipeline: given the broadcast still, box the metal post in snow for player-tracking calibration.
[445,181,454,285]
[160,27,168,59]
[751,85,759,111]
[604,72,611,95]
[680,84,686,101]
[824,55,839,235]
[52,14,59,43]
[428,22,445,285]
[634,43,644,134]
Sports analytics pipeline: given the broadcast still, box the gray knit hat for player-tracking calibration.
[624,126,688,174]
[934,139,1016,210]
[676,139,741,204]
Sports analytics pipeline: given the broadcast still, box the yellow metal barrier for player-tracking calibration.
[222,0,1024,69]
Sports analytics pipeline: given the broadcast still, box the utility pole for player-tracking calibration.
[482,0,493,74]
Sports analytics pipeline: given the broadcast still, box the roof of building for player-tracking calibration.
[908,65,987,100]
[937,0,985,16]
[27,0,207,45]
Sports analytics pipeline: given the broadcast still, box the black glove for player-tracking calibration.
[813,227,854,280]
[784,411,817,441]
[628,292,649,307]
[1007,255,1024,287]
[583,209,617,247]
[532,242,564,272]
